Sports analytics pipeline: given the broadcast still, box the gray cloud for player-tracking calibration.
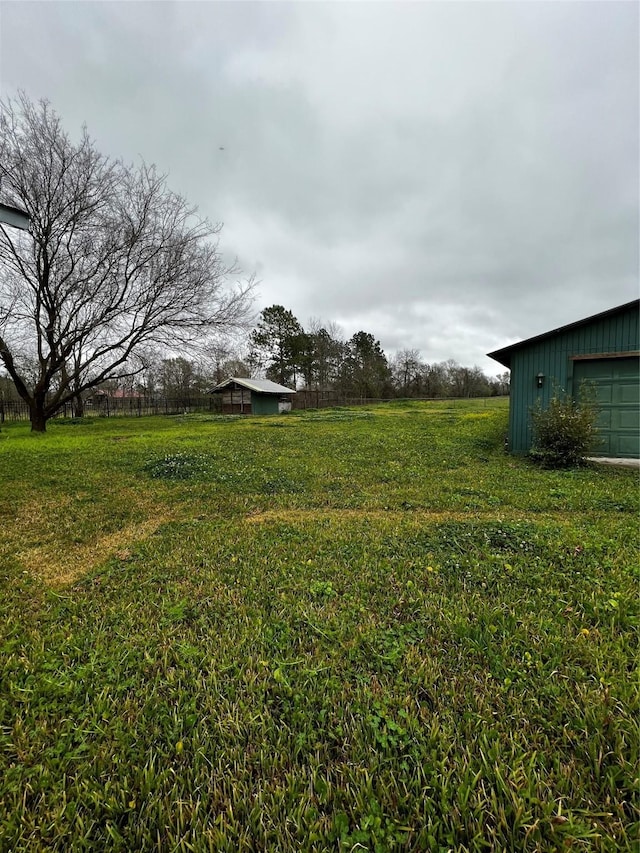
[1,1,637,374]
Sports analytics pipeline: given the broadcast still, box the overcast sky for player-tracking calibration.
[1,1,638,374]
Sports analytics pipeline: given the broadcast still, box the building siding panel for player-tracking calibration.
[251,395,279,415]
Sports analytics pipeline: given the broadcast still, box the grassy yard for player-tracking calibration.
[0,400,637,851]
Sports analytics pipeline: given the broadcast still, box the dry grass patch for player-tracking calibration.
[7,484,178,586]
[18,515,173,586]
[244,507,565,526]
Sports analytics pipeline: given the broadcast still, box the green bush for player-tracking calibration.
[530,383,600,468]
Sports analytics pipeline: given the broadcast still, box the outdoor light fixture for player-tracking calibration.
[535,372,545,388]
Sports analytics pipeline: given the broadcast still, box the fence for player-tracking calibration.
[1,392,508,424]
[292,392,508,410]
[0,396,222,423]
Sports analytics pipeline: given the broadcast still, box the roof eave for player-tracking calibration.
[486,350,511,369]
[486,299,639,368]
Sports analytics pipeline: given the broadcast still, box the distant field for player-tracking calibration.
[0,400,637,851]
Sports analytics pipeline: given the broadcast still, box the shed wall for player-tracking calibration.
[508,305,639,454]
[251,394,280,415]
[221,388,252,414]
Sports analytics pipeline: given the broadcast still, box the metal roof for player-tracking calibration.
[210,377,296,395]
[487,299,640,369]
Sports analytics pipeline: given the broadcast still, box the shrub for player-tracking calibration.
[530,382,600,468]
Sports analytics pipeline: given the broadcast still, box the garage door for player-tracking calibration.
[573,357,640,458]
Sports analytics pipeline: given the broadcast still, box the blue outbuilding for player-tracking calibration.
[488,300,639,458]
[210,377,296,415]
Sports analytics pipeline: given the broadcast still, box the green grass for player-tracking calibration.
[0,400,638,851]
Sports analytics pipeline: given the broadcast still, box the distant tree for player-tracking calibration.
[287,331,314,388]
[61,344,89,418]
[220,356,253,380]
[468,366,493,397]
[0,371,22,402]
[340,331,391,398]
[305,319,345,389]
[421,362,450,398]
[495,371,510,396]
[207,341,233,386]
[248,305,304,386]
[138,351,162,397]
[445,361,492,398]
[0,92,254,431]
[391,349,423,397]
[159,357,199,405]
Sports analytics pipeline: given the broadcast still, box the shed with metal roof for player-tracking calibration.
[210,377,296,415]
[487,300,639,458]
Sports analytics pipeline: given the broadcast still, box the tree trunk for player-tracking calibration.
[30,407,47,432]
[72,394,84,418]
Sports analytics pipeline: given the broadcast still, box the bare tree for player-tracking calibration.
[391,348,422,397]
[0,93,254,431]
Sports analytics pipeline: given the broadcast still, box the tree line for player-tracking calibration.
[245,304,508,399]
